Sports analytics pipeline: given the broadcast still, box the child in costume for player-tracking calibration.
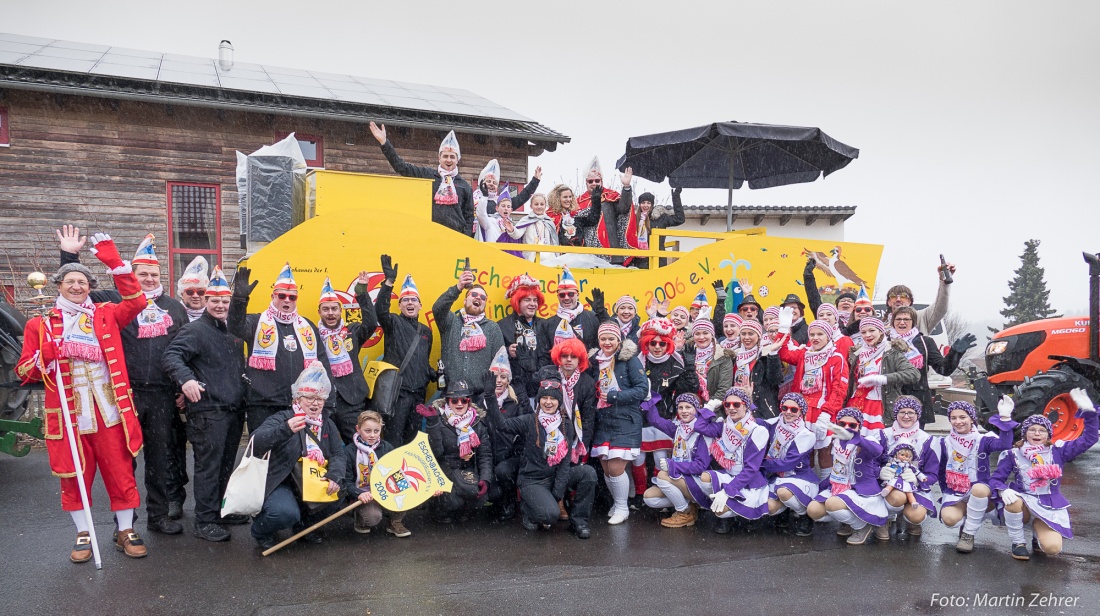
[878,443,923,508]
[641,393,715,528]
[341,411,410,538]
[763,393,820,536]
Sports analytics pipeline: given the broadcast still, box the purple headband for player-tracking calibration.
[1020,415,1052,436]
[722,387,757,413]
[947,401,978,424]
[780,392,808,415]
[675,393,702,409]
[893,395,923,414]
[836,407,864,424]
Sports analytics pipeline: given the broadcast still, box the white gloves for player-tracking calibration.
[704,399,723,412]
[1000,488,1020,506]
[997,394,1014,420]
[709,490,729,513]
[657,458,669,473]
[829,423,855,441]
[879,465,897,483]
[901,468,918,485]
[1070,387,1096,412]
[777,306,794,334]
[858,375,888,387]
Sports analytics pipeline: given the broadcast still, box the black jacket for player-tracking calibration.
[536,309,601,368]
[425,399,494,497]
[497,312,546,400]
[252,409,346,500]
[642,354,700,420]
[340,439,396,498]
[228,295,331,408]
[482,390,574,500]
[789,319,810,346]
[63,249,188,389]
[160,312,245,412]
[736,354,784,419]
[380,140,474,237]
[897,332,946,425]
[374,279,435,393]
[327,291,380,407]
[486,388,532,464]
[531,366,599,452]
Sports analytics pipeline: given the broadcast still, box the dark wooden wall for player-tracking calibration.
[0,87,532,307]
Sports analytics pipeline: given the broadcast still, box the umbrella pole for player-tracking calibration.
[727,157,735,232]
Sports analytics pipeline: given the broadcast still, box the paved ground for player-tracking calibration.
[3,441,1100,616]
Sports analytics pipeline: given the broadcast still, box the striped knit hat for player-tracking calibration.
[723,313,743,327]
[763,306,781,321]
[740,319,763,336]
[807,320,834,338]
[691,318,715,335]
[613,295,637,313]
[817,303,838,320]
[859,316,886,334]
[597,321,623,341]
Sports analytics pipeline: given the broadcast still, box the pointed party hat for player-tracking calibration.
[273,262,297,291]
[558,265,578,291]
[292,360,331,399]
[497,182,512,204]
[205,266,231,297]
[489,346,511,377]
[132,234,159,267]
[318,276,340,306]
[690,288,709,308]
[177,255,209,294]
[478,159,500,185]
[438,130,461,159]
[585,156,602,179]
[855,284,871,306]
[399,274,420,300]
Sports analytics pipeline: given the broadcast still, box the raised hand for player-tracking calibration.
[950,333,977,355]
[738,278,753,295]
[1069,387,1095,413]
[369,121,387,145]
[357,270,371,286]
[620,166,633,188]
[804,256,816,277]
[56,225,87,254]
[586,287,604,310]
[997,394,1014,420]
[380,254,397,283]
[533,166,543,180]
[88,233,123,268]
[233,266,258,298]
[777,306,794,333]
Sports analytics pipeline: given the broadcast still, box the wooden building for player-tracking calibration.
[0,32,568,305]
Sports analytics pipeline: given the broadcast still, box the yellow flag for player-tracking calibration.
[369,432,453,512]
[364,360,397,392]
[299,457,340,503]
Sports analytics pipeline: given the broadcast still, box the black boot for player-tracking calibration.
[498,500,516,522]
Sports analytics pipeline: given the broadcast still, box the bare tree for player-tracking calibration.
[942,311,970,343]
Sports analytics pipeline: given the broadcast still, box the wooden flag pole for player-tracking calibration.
[261,500,363,557]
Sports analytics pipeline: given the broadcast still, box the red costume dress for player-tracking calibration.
[17,242,146,512]
[777,338,849,424]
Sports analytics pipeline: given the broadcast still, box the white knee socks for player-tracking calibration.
[644,495,672,509]
[1004,510,1026,544]
[71,511,89,533]
[782,495,806,516]
[116,508,134,531]
[606,473,630,511]
[830,507,865,530]
[963,495,988,535]
[654,476,689,512]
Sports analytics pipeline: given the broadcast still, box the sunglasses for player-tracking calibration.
[558,291,577,298]
[837,421,860,429]
[586,179,601,185]
[559,354,578,360]
[276,293,298,301]
[649,341,668,348]
[781,405,802,412]
[468,292,487,301]
[184,289,206,297]
[447,397,470,405]
[854,307,873,314]
[539,380,561,389]
[724,401,745,410]
[888,293,911,300]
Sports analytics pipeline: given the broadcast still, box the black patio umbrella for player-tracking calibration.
[615,121,859,231]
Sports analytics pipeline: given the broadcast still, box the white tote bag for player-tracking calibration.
[221,437,270,517]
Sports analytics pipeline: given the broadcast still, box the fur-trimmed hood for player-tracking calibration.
[588,339,639,363]
[890,338,911,353]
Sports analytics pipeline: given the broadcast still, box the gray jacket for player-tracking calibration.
[432,285,504,393]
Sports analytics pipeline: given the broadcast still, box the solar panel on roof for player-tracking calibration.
[18,56,97,72]
[47,40,110,53]
[98,53,160,68]
[90,63,160,80]
[0,33,54,45]
[158,70,221,87]
[0,40,46,54]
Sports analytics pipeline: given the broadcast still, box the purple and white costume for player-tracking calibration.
[990,410,1099,539]
[877,424,939,517]
[696,408,770,520]
[813,421,888,529]
[643,394,715,510]
[936,414,1016,526]
[762,415,819,515]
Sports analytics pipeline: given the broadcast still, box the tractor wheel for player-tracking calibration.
[1012,368,1098,443]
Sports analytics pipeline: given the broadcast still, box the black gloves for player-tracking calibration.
[712,279,726,300]
[951,333,977,355]
[380,254,397,284]
[586,287,604,310]
[804,256,816,277]
[232,266,258,298]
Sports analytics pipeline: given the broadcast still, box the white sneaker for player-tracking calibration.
[608,507,630,525]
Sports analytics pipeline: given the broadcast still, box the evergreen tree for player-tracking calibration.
[995,239,1060,330]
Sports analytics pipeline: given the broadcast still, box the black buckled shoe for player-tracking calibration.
[194,523,231,542]
[148,517,184,535]
[794,514,815,537]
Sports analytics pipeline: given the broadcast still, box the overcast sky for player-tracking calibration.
[8,1,1099,326]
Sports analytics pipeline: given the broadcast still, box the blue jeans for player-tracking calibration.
[251,485,300,540]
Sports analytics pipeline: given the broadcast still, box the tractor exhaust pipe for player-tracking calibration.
[1085,251,1100,363]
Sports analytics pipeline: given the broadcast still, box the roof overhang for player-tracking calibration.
[682,205,856,227]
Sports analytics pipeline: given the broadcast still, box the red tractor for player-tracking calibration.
[974,252,1100,442]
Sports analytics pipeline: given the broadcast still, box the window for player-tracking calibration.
[2,284,13,304]
[276,132,324,168]
[166,182,221,283]
[0,107,9,147]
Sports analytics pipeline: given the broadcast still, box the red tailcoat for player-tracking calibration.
[16,270,146,477]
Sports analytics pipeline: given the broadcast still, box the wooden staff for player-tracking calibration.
[261,500,363,557]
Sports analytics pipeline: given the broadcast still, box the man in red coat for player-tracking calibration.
[573,157,636,265]
[16,233,149,562]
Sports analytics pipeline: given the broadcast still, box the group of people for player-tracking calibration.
[368,122,685,266]
[17,220,1096,566]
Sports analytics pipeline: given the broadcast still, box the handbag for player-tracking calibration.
[220,436,269,517]
[366,328,421,416]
